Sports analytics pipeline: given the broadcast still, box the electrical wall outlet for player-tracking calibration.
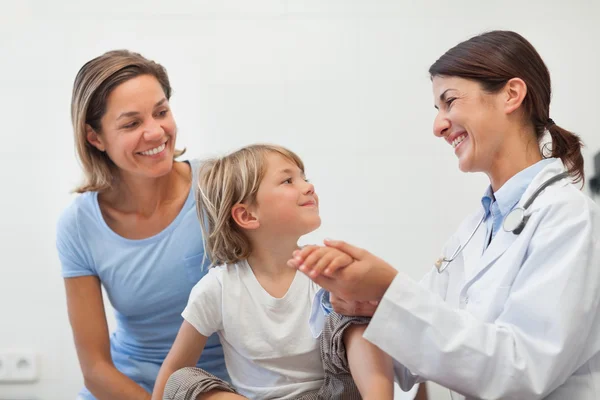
[0,353,10,381]
[0,350,38,383]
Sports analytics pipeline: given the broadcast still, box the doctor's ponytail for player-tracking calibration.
[429,30,585,185]
[545,121,584,184]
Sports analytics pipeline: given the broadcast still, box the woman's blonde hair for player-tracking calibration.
[70,50,184,193]
[196,144,305,266]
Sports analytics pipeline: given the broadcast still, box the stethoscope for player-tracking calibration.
[434,171,570,273]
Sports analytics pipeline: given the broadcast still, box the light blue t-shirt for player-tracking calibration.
[56,160,228,398]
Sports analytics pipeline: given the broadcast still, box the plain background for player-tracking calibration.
[1,1,599,399]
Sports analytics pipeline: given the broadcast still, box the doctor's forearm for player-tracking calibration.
[363,274,568,399]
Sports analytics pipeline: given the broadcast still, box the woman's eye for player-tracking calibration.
[123,121,138,129]
[446,97,456,107]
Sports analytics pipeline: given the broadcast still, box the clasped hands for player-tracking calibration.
[287,239,398,317]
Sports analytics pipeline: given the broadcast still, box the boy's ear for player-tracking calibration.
[231,203,260,230]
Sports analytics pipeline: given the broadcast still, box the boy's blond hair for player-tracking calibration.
[196,144,305,265]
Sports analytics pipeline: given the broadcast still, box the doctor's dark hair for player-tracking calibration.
[429,30,584,184]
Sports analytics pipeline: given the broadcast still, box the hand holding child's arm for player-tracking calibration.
[151,321,208,400]
[330,294,379,317]
[289,245,353,278]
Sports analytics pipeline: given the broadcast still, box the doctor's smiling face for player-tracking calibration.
[432,76,510,175]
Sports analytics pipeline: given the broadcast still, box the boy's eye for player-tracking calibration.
[282,178,292,184]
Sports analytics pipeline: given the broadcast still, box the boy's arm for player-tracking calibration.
[344,324,394,399]
[151,321,208,400]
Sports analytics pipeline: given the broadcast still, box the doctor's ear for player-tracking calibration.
[503,78,528,115]
[86,124,106,152]
[231,203,260,230]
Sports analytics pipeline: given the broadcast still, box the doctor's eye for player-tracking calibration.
[156,109,169,118]
[122,120,140,130]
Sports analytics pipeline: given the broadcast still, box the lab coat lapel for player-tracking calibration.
[457,212,488,280]
[464,227,517,284]
[463,159,567,284]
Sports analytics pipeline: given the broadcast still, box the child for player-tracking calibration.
[152,144,393,400]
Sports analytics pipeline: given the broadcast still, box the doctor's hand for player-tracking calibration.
[330,294,379,317]
[288,239,398,302]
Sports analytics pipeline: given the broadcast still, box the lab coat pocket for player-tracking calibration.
[471,285,511,322]
[183,253,209,284]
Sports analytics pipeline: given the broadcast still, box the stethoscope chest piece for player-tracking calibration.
[503,207,528,235]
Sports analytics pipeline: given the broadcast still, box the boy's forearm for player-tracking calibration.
[152,362,179,400]
[344,324,394,399]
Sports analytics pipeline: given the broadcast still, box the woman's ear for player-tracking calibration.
[231,203,260,230]
[86,124,106,152]
[503,77,528,115]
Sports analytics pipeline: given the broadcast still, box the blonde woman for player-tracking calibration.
[56,50,227,400]
[152,144,394,400]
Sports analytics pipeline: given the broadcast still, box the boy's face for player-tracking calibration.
[252,153,321,237]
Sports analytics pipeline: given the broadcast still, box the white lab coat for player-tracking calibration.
[363,159,600,399]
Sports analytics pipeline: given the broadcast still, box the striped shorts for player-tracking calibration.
[164,312,370,400]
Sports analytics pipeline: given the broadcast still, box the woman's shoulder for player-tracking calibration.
[518,176,600,248]
[56,192,98,236]
[183,158,202,179]
[56,193,100,275]
[186,158,202,169]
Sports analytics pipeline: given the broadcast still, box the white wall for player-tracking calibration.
[1,1,599,399]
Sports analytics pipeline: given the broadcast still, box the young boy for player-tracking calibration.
[152,144,393,400]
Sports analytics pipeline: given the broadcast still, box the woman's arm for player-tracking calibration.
[65,276,151,400]
[151,321,208,400]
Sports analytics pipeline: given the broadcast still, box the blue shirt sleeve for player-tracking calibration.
[320,289,333,315]
[308,288,333,338]
[56,200,96,278]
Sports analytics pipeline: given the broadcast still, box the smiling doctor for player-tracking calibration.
[289,30,600,400]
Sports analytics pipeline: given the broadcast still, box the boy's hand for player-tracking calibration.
[289,239,398,302]
[289,245,353,278]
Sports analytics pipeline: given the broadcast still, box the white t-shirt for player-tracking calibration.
[182,260,325,400]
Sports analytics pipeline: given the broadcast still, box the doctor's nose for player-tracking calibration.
[433,113,451,138]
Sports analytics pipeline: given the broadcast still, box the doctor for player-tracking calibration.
[288,30,600,399]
